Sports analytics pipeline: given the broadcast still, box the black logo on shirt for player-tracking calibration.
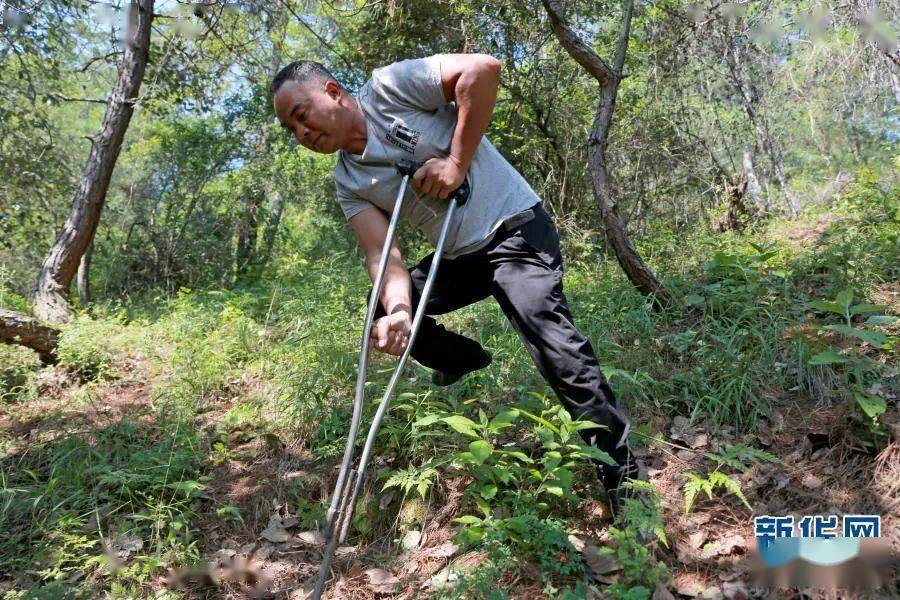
[386,120,421,154]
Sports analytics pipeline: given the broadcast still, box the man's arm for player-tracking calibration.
[349,207,411,355]
[413,54,501,199]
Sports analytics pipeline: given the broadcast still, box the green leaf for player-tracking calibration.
[544,485,564,497]
[468,440,493,465]
[167,480,206,496]
[474,464,494,483]
[455,451,475,464]
[535,428,555,445]
[553,468,574,489]
[712,253,738,267]
[806,300,845,315]
[475,496,491,518]
[491,465,513,484]
[489,407,520,430]
[835,288,854,309]
[479,484,498,500]
[453,515,483,525]
[543,451,562,471]
[413,414,441,428]
[867,315,898,325]
[808,350,847,365]
[501,516,529,534]
[517,408,561,435]
[571,445,616,466]
[685,294,704,306]
[417,480,430,499]
[854,393,886,419]
[654,525,669,548]
[822,324,890,348]
[713,444,779,467]
[442,415,479,438]
[498,449,534,464]
[682,472,712,514]
[215,504,243,522]
[709,471,751,510]
[567,420,604,434]
[849,303,887,315]
[453,526,484,546]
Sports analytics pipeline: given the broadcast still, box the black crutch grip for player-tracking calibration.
[395,159,469,206]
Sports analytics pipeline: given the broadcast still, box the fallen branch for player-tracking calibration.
[0,308,59,363]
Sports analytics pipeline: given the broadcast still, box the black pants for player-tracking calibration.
[374,203,631,469]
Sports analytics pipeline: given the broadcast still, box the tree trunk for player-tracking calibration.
[77,240,92,307]
[259,191,284,268]
[541,0,669,304]
[234,186,262,279]
[741,145,763,213]
[759,118,799,217]
[888,58,900,104]
[31,0,154,324]
[726,34,799,218]
[234,28,283,281]
[0,309,59,363]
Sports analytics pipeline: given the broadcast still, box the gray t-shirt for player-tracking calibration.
[333,55,540,258]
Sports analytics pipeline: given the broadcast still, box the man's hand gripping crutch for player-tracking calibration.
[312,159,469,599]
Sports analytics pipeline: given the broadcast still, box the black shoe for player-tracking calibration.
[599,450,643,520]
[431,349,493,387]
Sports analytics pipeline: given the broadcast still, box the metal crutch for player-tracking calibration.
[312,159,470,600]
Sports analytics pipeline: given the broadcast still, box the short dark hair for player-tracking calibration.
[270,60,342,95]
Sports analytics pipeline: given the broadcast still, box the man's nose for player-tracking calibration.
[295,124,310,143]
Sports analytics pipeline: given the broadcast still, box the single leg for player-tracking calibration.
[487,205,632,469]
[371,251,493,374]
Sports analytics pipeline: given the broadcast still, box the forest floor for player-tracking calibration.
[1,343,897,599]
[1,195,898,599]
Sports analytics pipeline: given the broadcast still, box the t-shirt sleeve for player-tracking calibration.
[333,161,374,221]
[336,189,374,221]
[370,55,447,111]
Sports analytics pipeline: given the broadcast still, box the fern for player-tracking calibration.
[682,470,752,513]
[682,472,713,514]
[705,444,779,472]
[383,463,438,499]
[708,471,751,510]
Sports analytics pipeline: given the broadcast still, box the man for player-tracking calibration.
[270,54,638,511]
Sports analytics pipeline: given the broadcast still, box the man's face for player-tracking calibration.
[273,78,347,154]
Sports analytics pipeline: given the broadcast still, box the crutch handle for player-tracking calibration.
[395,159,470,206]
[395,159,422,177]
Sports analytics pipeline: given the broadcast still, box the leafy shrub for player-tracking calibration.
[55,315,117,381]
[446,512,587,597]
[414,398,614,519]
[0,345,39,403]
[798,286,896,444]
[0,266,30,313]
[605,483,668,598]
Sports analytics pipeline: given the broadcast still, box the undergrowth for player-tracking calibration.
[0,168,896,597]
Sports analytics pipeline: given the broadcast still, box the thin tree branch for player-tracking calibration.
[45,93,108,105]
[80,51,124,72]
[540,0,616,85]
[613,0,634,76]
[273,0,357,76]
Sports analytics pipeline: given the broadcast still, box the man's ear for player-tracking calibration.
[324,80,342,99]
